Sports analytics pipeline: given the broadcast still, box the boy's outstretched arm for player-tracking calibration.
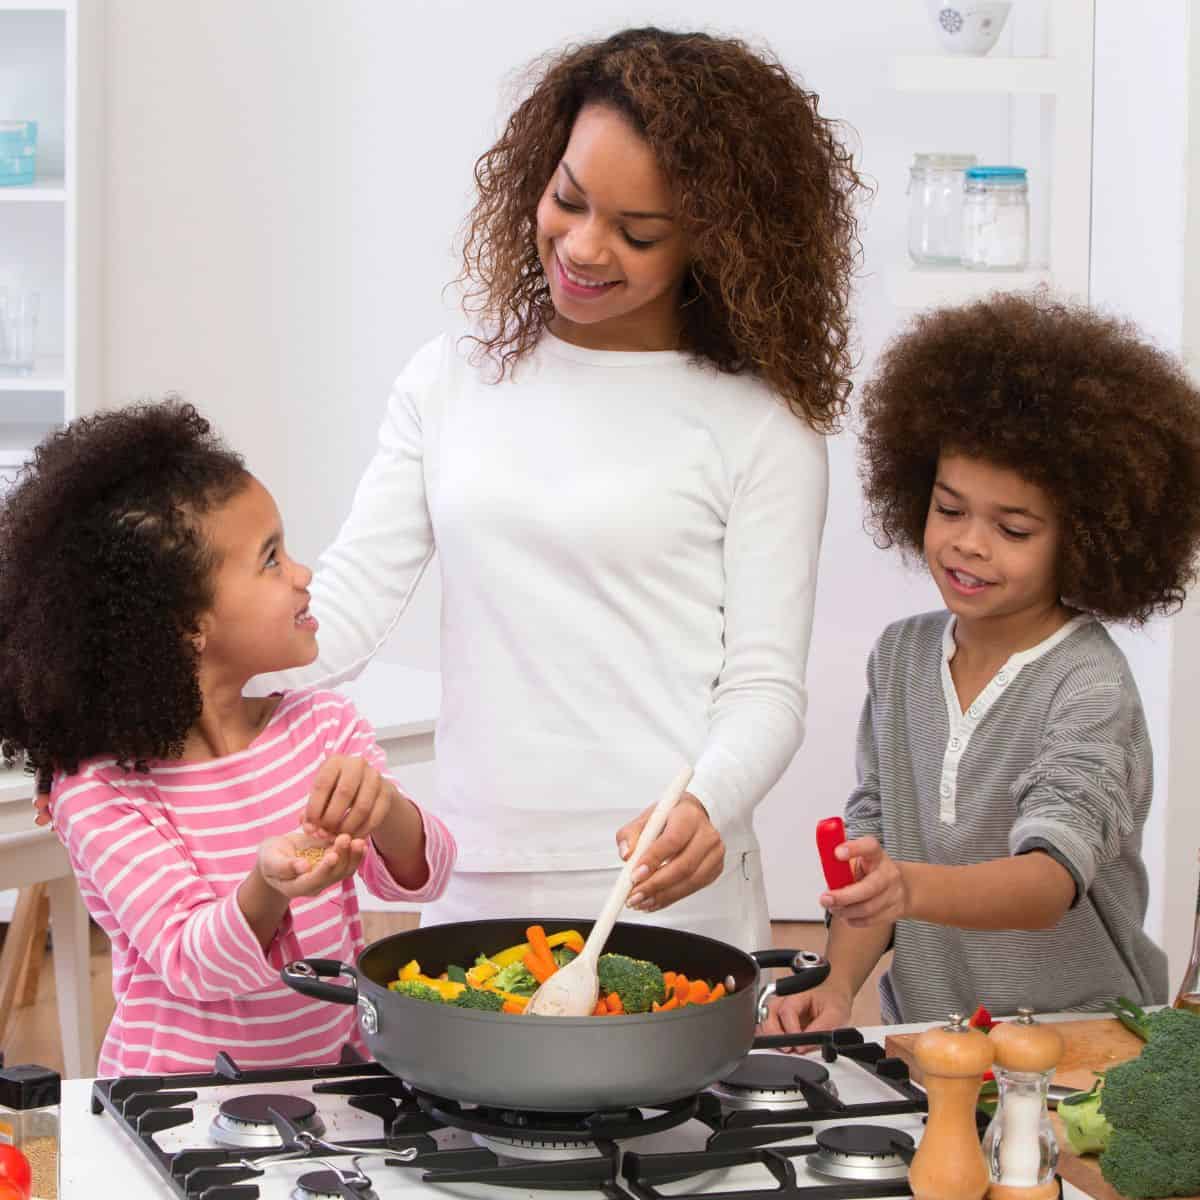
[823,837,1076,931]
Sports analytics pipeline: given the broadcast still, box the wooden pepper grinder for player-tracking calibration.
[909,1011,995,1200]
[984,1008,1063,1200]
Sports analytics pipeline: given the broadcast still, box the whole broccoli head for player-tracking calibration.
[1098,1007,1200,1198]
[491,960,538,995]
[1058,1081,1113,1155]
[388,979,444,1003]
[453,987,506,1012]
[597,953,667,1013]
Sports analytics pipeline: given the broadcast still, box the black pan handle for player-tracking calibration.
[751,949,830,1023]
[281,958,359,1006]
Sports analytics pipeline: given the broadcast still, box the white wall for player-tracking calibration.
[99,1,1194,964]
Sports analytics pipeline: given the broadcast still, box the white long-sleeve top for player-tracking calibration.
[270,330,828,871]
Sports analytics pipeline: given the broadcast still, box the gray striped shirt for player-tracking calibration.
[847,610,1167,1024]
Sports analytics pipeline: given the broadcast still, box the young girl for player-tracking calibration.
[249,27,866,951]
[0,402,455,1075]
[764,292,1200,1033]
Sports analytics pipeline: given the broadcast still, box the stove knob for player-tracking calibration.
[358,995,379,1036]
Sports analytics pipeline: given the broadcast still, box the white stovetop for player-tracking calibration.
[58,1020,1096,1200]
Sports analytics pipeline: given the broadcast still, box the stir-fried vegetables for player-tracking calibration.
[386,926,732,1016]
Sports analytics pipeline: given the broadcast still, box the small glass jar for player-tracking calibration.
[982,1066,1059,1188]
[907,153,977,266]
[961,165,1030,270]
[0,1065,60,1200]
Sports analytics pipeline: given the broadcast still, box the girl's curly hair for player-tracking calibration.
[458,26,867,432]
[0,401,248,783]
[859,292,1200,624]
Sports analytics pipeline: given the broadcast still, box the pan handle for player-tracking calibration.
[281,958,359,1006]
[751,949,830,1024]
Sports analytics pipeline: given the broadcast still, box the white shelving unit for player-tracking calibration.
[0,0,103,920]
[0,0,103,493]
[887,0,1095,309]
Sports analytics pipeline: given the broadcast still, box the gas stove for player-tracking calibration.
[87,1031,967,1200]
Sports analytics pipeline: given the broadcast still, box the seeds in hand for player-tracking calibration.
[298,846,328,866]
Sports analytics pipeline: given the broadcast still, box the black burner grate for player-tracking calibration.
[85,1029,991,1199]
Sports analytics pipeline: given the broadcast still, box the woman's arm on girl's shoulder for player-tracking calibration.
[248,335,450,696]
[687,408,829,837]
[52,774,295,1000]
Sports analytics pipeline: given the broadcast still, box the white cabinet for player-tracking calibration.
[0,0,104,482]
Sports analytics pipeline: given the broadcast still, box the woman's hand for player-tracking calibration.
[758,985,853,1052]
[302,755,392,841]
[257,830,365,898]
[820,836,910,927]
[615,792,724,912]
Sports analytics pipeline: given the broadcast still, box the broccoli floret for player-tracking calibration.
[491,960,538,995]
[597,953,667,1013]
[388,979,444,1003]
[1058,1081,1113,1155]
[453,987,506,1012]
[1097,1007,1200,1198]
[551,946,579,968]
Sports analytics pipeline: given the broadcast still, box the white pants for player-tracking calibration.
[419,845,772,953]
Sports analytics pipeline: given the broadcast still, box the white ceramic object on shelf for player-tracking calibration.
[926,1,1013,55]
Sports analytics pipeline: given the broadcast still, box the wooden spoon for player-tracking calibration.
[525,764,694,1017]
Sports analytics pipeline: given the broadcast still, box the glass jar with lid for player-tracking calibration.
[907,153,977,266]
[961,165,1030,270]
[0,1065,60,1200]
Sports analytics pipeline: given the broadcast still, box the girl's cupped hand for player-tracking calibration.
[258,830,365,898]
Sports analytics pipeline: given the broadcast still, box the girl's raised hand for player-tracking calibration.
[302,755,391,841]
[819,836,910,927]
[258,830,365,898]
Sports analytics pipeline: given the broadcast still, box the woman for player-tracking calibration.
[39,28,864,950]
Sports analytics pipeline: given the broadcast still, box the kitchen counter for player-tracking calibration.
[59,1016,1099,1200]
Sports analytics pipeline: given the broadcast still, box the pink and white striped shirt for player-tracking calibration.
[50,689,456,1077]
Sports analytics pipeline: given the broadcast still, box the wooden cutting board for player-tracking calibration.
[885,1018,1200,1200]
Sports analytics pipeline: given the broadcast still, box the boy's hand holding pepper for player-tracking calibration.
[820,836,911,927]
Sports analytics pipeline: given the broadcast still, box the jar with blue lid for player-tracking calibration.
[0,121,37,187]
[961,165,1029,270]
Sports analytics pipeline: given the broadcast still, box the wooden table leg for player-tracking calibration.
[17,888,50,1007]
[0,883,47,1050]
[45,874,96,1078]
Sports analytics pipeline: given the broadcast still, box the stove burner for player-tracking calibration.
[292,1168,377,1200]
[210,1093,325,1149]
[808,1124,915,1181]
[708,1053,839,1111]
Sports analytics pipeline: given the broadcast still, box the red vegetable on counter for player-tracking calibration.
[0,1147,31,1200]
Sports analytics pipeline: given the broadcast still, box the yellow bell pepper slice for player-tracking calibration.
[398,959,421,982]
[491,929,584,968]
[467,960,500,986]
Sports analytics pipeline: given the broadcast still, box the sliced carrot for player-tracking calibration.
[593,999,609,1016]
[653,995,679,1013]
[663,971,677,990]
[606,992,624,1014]
[687,979,710,1005]
[523,949,556,983]
[525,925,555,970]
[502,999,527,1014]
[707,983,727,1003]
[673,976,690,1005]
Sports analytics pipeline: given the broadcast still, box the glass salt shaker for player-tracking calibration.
[0,1065,60,1200]
[961,166,1030,271]
[982,1009,1061,1200]
[908,153,977,266]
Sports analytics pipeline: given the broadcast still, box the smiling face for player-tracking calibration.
[535,103,690,351]
[195,476,319,682]
[923,453,1064,627]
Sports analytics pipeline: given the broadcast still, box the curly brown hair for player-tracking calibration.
[858,292,1200,624]
[458,26,867,432]
[0,402,248,783]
